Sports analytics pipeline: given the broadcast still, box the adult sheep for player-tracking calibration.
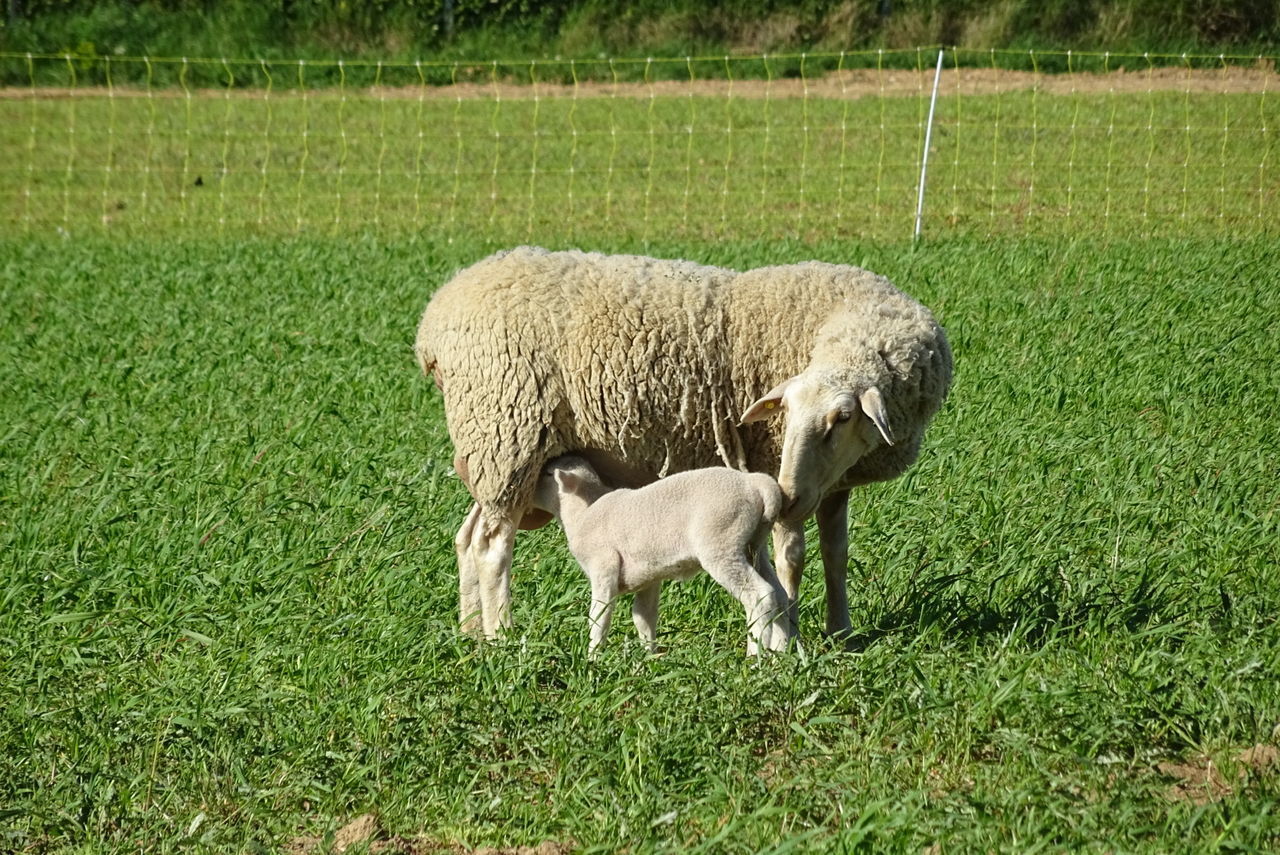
[414,246,952,640]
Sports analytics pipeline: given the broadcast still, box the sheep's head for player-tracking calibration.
[741,370,894,522]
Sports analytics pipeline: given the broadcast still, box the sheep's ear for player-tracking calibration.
[742,377,795,424]
[859,386,895,446]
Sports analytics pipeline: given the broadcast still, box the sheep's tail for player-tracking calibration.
[413,339,435,376]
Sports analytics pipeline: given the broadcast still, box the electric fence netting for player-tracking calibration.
[1,48,1276,242]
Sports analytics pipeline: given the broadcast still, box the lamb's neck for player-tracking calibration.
[556,492,600,538]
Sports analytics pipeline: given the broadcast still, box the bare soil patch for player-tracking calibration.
[1156,743,1279,805]
[286,814,575,855]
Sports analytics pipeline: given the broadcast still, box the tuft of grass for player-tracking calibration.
[2,234,1278,852]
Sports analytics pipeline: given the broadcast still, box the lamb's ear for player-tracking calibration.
[553,468,582,494]
[859,386,895,446]
[742,377,795,424]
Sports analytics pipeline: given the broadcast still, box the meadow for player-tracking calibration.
[2,51,1278,244]
[2,54,1280,854]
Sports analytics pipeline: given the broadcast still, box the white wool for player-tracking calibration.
[414,247,952,639]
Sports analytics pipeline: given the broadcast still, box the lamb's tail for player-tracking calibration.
[754,473,784,526]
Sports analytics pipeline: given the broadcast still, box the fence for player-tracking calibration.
[1,48,1276,243]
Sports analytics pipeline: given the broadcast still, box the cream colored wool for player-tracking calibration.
[417,247,948,516]
[532,456,792,656]
[414,246,952,637]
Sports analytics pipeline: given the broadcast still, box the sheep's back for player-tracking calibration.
[416,248,744,512]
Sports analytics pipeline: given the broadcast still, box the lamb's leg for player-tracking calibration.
[815,489,853,639]
[752,535,796,649]
[465,508,517,639]
[631,583,661,654]
[586,573,618,659]
[454,504,483,636]
[705,555,787,656]
[771,519,806,633]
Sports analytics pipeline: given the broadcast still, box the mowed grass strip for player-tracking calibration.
[1,235,1278,853]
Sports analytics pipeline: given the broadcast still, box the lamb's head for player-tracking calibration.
[742,369,895,521]
[532,454,608,516]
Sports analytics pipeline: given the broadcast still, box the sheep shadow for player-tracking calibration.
[830,563,1180,653]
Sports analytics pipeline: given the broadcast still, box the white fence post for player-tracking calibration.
[914,48,946,242]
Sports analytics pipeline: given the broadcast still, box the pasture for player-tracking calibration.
[2,52,1279,243]
[2,53,1279,854]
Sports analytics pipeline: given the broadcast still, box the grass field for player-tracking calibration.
[2,44,1280,855]
[2,228,1279,852]
[2,52,1278,244]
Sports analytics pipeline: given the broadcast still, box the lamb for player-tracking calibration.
[415,247,952,641]
[531,455,793,656]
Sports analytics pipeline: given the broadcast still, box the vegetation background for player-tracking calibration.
[3,0,1280,67]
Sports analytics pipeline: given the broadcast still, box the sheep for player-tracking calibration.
[415,247,952,641]
[531,455,793,656]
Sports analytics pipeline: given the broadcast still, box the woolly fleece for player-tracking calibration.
[415,246,951,525]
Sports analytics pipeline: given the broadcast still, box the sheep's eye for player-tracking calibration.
[824,409,852,440]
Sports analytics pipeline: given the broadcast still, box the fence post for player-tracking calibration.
[914,48,945,242]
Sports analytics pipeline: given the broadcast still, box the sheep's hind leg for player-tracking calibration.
[752,536,796,651]
[454,504,484,636]
[631,583,661,654]
[466,508,517,640]
[816,490,853,641]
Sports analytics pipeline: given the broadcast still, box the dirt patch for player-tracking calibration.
[1156,743,1279,805]
[286,814,575,855]
[3,63,1277,101]
[1239,743,1280,770]
[1156,758,1234,805]
[469,845,573,855]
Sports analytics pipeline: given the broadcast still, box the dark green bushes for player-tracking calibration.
[3,0,1277,67]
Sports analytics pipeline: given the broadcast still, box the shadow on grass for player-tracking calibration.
[839,564,1187,653]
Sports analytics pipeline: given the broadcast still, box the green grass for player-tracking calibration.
[2,232,1279,853]
[2,52,1278,243]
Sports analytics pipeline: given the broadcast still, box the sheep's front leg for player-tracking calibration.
[463,508,517,639]
[771,519,806,633]
[631,583,661,654]
[454,504,484,636]
[815,490,853,639]
[586,585,617,660]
